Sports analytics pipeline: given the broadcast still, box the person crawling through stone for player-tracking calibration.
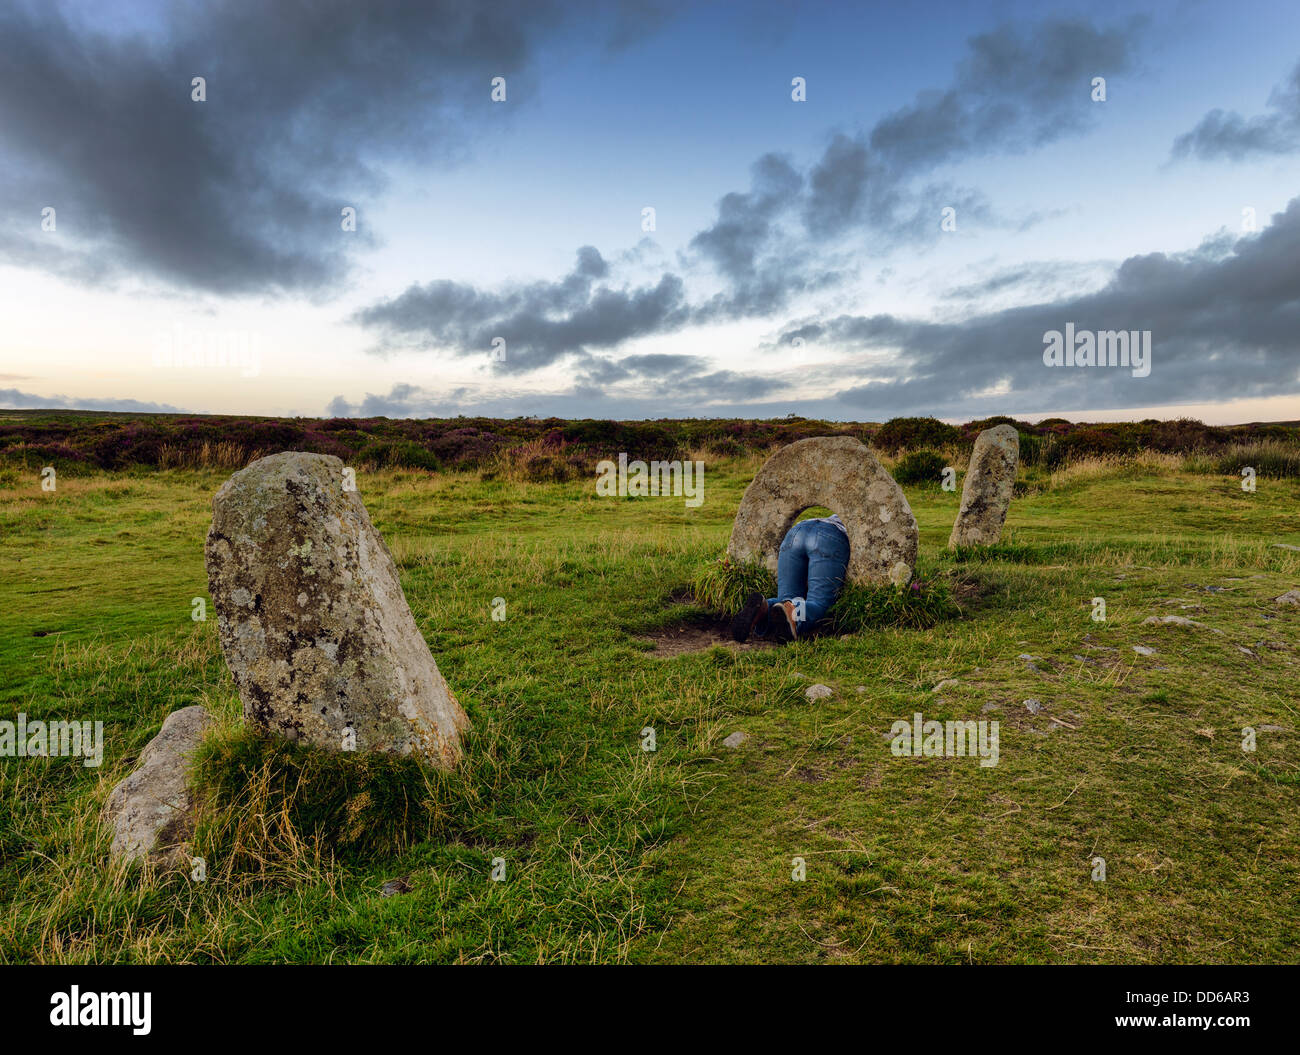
[730,513,849,643]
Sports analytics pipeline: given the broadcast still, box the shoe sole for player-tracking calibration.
[729,592,766,643]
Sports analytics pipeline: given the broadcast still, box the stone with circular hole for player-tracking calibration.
[726,436,918,587]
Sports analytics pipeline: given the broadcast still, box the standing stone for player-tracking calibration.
[205,452,469,769]
[104,705,212,866]
[949,424,1019,548]
[727,436,918,587]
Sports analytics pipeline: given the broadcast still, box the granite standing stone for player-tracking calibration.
[949,424,1019,548]
[205,452,469,769]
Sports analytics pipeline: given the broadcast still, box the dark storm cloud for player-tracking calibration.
[687,153,803,283]
[351,15,1145,376]
[939,259,1112,303]
[0,388,183,413]
[568,351,786,401]
[0,0,652,294]
[773,198,1300,417]
[326,365,787,419]
[352,247,692,371]
[685,17,1135,316]
[576,352,706,385]
[803,18,1143,239]
[1172,60,1300,160]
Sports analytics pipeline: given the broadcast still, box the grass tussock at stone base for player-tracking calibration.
[689,555,775,614]
[824,576,961,633]
[190,728,475,885]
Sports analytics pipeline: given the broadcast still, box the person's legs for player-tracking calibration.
[775,521,811,602]
[752,522,812,640]
[802,521,850,625]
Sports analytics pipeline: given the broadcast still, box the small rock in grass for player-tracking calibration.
[1143,615,1221,633]
[1024,699,1043,714]
[1258,724,1286,733]
[1016,653,1047,672]
[723,731,748,748]
[1133,645,1156,656]
[381,877,412,897]
[1275,590,1300,606]
[856,686,866,694]
[932,678,959,693]
[805,684,833,700]
[981,702,1001,714]
[1272,543,1300,552]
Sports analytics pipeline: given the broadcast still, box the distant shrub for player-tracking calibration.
[1017,431,1045,467]
[244,420,310,451]
[1143,417,1218,454]
[91,422,169,468]
[496,438,584,482]
[1043,426,1139,469]
[357,440,440,471]
[1212,441,1300,480]
[560,420,682,462]
[297,430,354,462]
[893,449,948,486]
[1226,423,1294,444]
[697,435,746,457]
[872,416,962,454]
[10,443,92,475]
[963,415,1036,438]
[428,427,501,468]
[157,440,259,470]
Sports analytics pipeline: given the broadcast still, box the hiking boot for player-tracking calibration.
[730,592,768,643]
[769,600,799,642]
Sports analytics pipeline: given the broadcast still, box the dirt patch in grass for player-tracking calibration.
[641,620,779,656]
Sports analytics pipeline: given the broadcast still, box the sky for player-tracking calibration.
[2,0,1299,424]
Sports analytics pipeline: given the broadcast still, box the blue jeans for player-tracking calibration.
[762,519,850,632]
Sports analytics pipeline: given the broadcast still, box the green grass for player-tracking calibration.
[1,456,1298,963]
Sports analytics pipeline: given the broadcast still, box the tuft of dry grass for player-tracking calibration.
[158,441,262,470]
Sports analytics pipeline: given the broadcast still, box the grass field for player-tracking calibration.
[1,453,1298,963]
